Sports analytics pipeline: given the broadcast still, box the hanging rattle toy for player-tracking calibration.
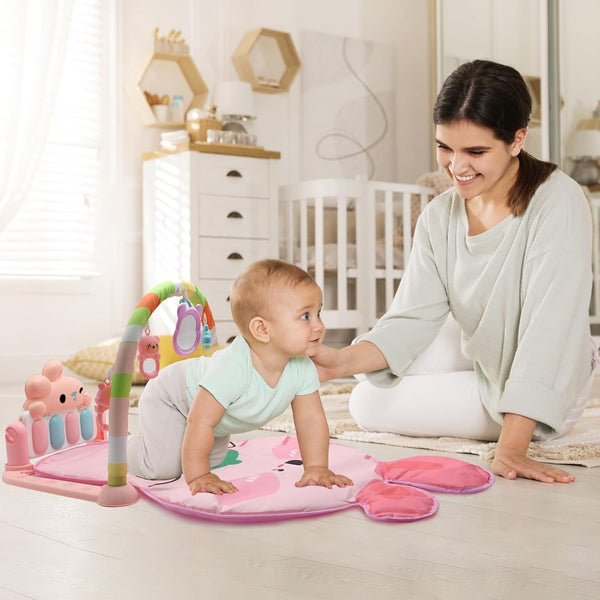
[137,327,160,379]
[94,376,111,440]
[201,319,212,350]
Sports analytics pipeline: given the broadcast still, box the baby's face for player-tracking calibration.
[266,282,325,357]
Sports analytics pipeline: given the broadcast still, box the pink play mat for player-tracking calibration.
[32,435,493,523]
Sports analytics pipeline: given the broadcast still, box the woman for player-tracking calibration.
[310,60,596,484]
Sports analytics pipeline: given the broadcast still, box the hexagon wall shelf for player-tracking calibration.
[232,28,301,94]
[126,51,209,128]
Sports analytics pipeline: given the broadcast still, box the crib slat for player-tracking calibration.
[299,198,308,271]
[402,191,412,267]
[314,196,325,294]
[337,196,348,311]
[591,198,600,323]
[384,189,395,308]
[285,200,294,263]
[363,183,377,329]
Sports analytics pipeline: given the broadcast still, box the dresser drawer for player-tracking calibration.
[197,238,272,279]
[197,279,234,321]
[191,153,269,198]
[197,195,270,239]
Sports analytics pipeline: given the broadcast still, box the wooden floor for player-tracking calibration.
[1,380,599,600]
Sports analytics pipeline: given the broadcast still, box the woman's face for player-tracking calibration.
[435,120,526,202]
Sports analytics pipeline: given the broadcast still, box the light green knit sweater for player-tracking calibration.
[358,170,593,437]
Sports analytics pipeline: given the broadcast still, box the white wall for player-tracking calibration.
[439,0,540,79]
[0,0,433,383]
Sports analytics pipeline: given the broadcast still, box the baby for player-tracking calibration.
[128,259,353,495]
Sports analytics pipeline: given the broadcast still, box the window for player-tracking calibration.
[0,0,107,278]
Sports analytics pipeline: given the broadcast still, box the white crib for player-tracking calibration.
[280,182,600,338]
[279,178,436,337]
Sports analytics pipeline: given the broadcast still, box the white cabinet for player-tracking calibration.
[142,146,280,343]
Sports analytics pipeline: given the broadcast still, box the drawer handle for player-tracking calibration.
[226,169,242,178]
[227,211,243,219]
[227,252,243,260]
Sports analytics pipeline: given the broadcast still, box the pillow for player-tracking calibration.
[63,335,220,384]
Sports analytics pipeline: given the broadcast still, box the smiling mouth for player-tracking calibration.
[454,173,478,182]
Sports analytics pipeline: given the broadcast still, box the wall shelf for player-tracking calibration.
[232,28,301,94]
[126,51,209,128]
[142,142,281,162]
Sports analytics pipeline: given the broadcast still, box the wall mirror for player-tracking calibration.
[434,0,600,174]
[433,0,558,163]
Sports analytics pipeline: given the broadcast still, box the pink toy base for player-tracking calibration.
[32,436,493,523]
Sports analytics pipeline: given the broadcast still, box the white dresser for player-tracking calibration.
[142,144,280,343]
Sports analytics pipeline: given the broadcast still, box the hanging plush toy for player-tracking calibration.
[137,327,160,379]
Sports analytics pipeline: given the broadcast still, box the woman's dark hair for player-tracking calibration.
[433,59,556,216]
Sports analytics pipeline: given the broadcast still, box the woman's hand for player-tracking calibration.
[308,340,388,383]
[491,449,575,483]
[306,343,344,382]
[493,413,575,483]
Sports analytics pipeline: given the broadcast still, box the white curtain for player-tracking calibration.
[0,0,75,232]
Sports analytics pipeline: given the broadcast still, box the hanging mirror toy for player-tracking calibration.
[173,295,210,356]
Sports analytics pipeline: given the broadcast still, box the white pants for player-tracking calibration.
[349,315,595,442]
[127,360,230,480]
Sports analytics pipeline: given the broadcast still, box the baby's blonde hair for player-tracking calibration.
[230,259,316,336]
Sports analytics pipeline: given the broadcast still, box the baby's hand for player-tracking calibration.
[295,466,353,489]
[187,472,238,496]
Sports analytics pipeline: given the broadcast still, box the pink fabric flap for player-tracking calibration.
[375,455,494,493]
[355,480,439,521]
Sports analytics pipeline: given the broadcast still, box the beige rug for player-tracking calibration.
[260,384,600,468]
[129,382,600,467]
